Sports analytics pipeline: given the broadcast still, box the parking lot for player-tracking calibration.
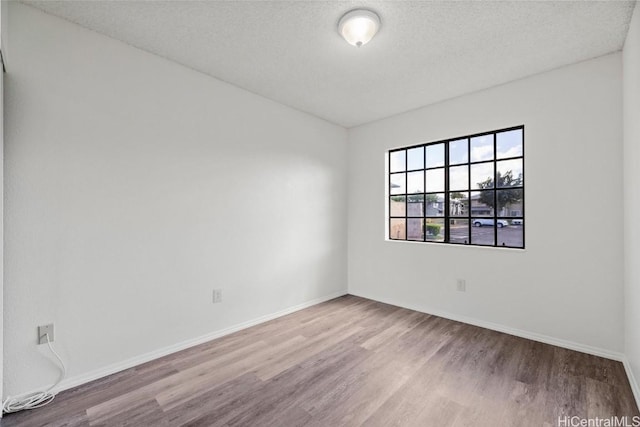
[450,223,523,247]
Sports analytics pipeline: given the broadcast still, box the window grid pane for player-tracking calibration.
[388,126,524,249]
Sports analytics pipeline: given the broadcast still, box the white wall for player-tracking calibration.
[0,0,5,409]
[4,3,347,396]
[348,53,624,354]
[624,2,640,401]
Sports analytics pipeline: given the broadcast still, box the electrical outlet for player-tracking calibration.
[456,279,466,292]
[212,289,222,304]
[38,324,54,345]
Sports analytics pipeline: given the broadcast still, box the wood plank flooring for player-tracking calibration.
[1,295,638,426]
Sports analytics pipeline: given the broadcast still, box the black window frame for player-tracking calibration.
[388,125,525,249]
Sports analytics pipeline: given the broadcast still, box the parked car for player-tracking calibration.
[511,219,524,225]
[472,219,509,228]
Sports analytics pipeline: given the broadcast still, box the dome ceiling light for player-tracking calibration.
[338,9,381,47]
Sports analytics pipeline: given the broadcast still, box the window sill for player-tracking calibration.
[384,238,526,252]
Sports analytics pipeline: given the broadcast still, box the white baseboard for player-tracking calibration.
[13,289,638,412]
[622,357,640,410]
[49,290,347,394]
[348,290,625,361]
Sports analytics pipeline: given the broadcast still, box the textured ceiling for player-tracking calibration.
[23,1,636,128]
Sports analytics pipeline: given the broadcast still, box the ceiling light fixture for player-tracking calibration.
[338,9,381,47]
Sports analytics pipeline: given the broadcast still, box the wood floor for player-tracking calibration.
[2,295,638,427]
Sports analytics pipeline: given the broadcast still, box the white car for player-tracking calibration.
[472,219,509,228]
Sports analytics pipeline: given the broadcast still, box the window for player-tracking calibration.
[388,126,524,249]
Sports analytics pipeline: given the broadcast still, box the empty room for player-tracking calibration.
[1,0,640,426]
